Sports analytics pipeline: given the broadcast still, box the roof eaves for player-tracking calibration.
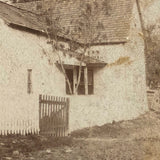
[0,1,40,16]
[8,22,45,33]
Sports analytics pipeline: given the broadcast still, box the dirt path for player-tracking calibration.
[25,137,160,160]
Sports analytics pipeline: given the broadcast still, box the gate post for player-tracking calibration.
[39,95,42,134]
[66,98,70,133]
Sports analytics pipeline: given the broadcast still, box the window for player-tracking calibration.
[27,69,32,94]
[88,69,94,94]
[65,67,94,95]
[78,69,85,95]
[65,69,73,95]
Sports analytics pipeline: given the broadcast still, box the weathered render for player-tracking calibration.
[69,2,148,130]
[0,0,148,134]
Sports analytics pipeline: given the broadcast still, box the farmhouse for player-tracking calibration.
[0,0,148,135]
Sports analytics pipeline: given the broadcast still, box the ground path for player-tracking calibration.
[1,111,160,160]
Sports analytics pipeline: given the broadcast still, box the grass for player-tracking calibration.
[1,111,160,159]
[0,134,73,158]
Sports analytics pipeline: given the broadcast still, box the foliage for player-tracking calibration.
[145,23,160,89]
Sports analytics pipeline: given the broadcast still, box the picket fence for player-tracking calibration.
[0,119,39,136]
[0,95,69,136]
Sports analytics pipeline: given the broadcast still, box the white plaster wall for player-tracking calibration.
[0,19,66,133]
[69,2,148,131]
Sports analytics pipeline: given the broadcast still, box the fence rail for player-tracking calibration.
[39,95,69,137]
[0,120,39,136]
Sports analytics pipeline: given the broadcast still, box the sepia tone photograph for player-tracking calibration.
[0,0,160,159]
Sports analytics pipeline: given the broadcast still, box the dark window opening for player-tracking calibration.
[27,69,32,94]
[65,67,94,95]
[88,69,94,95]
[78,69,85,95]
[65,69,73,95]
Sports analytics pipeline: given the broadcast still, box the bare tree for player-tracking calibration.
[40,0,108,94]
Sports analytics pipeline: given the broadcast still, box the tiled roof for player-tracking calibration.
[0,0,135,44]
[0,1,45,32]
[13,1,42,14]
[47,0,134,44]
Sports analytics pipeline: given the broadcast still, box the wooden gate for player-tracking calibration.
[39,95,69,136]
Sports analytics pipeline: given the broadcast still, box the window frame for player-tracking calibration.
[65,66,94,95]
